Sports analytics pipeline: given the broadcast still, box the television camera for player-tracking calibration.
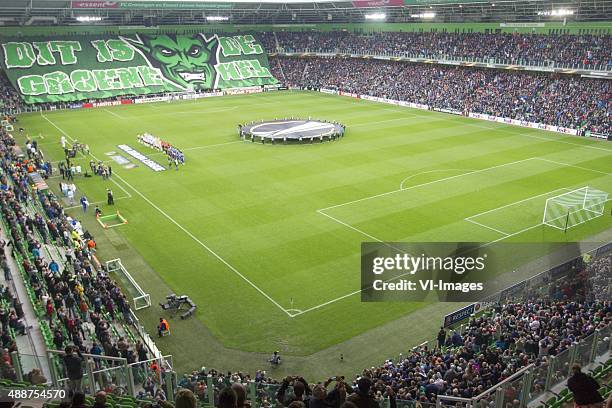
[159,293,197,319]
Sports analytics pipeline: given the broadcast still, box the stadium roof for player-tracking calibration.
[0,0,609,25]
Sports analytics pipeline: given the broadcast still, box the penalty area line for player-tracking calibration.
[464,218,510,236]
[399,169,478,190]
[317,157,538,213]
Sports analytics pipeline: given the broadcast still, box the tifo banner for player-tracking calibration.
[0,33,277,104]
[71,1,233,9]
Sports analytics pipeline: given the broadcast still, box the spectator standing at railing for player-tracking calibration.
[567,364,604,408]
[63,345,84,393]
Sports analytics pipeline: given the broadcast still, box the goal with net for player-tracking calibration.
[106,258,151,310]
[543,187,608,231]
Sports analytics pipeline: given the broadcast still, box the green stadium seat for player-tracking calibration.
[543,396,557,408]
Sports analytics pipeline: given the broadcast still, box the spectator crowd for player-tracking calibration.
[270,56,611,136]
[260,31,611,69]
[0,122,157,395]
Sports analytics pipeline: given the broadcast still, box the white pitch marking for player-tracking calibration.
[536,157,612,176]
[464,218,510,236]
[465,187,572,221]
[104,109,124,119]
[317,157,537,213]
[41,114,292,317]
[400,169,477,190]
[145,140,243,157]
[382,103,612,153]
[290,288,362,317]
[453,120,612,153]
[317,209,385,244]
[112,171,293,316]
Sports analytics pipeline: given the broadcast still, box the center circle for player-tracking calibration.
[239,119,345,143]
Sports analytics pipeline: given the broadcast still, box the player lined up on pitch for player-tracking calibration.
[138,132,185,170]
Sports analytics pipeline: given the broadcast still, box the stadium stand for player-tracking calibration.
[269,56,611,136]
[1,32,610,136]
[261,32,612,71]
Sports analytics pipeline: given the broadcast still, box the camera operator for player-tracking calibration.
[158,317,169,337]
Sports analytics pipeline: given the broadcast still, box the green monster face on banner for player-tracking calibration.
[124,34,219,90]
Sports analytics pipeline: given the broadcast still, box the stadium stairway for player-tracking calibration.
[0,225,51,381]
[22,201,69,272]
[0,190,141,388]
[24,198,138,354]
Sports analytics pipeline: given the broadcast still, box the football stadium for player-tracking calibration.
[0,0,610,406]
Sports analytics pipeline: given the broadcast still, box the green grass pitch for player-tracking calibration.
[17,91,611,379]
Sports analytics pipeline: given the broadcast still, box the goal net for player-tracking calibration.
[543,187,608,230]
[106,258,151,310]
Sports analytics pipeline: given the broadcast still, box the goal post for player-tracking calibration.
[543,187,608,231]
[106,258,152,310]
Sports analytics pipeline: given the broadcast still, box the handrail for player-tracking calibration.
[437,395,472,403]
[472,363,534,401]
[46,349,128,362]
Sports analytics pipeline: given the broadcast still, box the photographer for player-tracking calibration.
[276,376,312,407]
[311,377,349,408]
